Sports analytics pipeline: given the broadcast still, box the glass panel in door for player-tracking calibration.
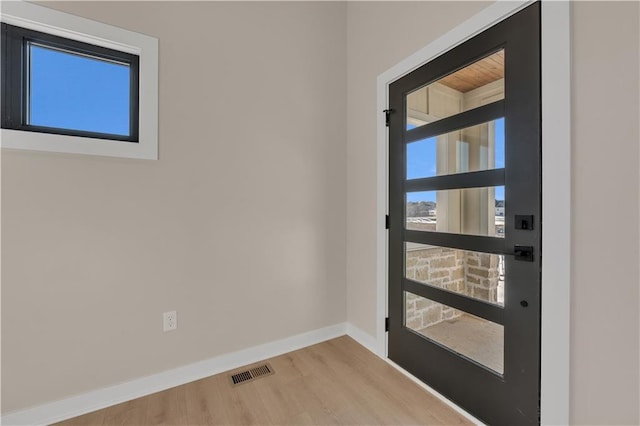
[406,186,505,237]
[404,291,504,373]
[405,243,505,306]
[406,118,505,179]
[406,49,504,128]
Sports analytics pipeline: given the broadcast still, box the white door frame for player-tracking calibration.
[375,2,571,424]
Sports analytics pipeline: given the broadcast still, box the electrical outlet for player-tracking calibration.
[163,311,177,332]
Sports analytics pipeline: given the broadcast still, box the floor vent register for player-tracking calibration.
[230,363,274,386]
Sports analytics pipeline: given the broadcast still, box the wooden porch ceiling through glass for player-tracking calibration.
[438,50,504,93]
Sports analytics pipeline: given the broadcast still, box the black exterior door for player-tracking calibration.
[387,3,541,425]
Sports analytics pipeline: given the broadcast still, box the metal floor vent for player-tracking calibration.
[230,363,274,386]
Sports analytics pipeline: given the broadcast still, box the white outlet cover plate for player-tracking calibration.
[163,311,177,331]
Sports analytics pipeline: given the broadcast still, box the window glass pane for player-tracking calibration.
[29,44,130,136]
[405,243,505,306]
[406,186,505,237]
[405,291,504,374]
[407,118,504,180]
[406,49,504,128]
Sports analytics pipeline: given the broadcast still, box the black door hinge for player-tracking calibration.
[383,109,392,127]
[385,317,390,332]
[385,214,389,229]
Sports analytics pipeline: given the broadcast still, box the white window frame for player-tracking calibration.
[376,1,571,424]
[0,1,158,160]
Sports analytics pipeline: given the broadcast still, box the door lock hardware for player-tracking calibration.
[514,245,534,262]
[515,215,534,230]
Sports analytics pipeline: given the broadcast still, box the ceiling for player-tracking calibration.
[438,50,504,93]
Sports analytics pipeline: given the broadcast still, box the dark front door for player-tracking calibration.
[387,3,541,424]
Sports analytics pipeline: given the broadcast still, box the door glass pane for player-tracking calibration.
[405,291,504,374]
[407,118,504,180]
[405,243,505,306]
[29,43,131,136]
[406,186,505,237]
[406,49,504,128]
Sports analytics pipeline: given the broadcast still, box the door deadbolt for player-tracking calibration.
[514,245,534,262]
[515,215,534,230]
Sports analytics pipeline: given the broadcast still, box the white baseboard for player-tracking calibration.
[1,322,348,426]
[345,322,380,355]
[3,322,478,426]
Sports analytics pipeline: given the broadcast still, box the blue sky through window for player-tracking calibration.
[406,118,505,202]
[29,44,130,136]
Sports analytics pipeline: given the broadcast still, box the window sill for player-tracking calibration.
[1,128,156,160]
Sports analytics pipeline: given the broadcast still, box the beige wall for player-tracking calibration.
[346,1,639,425]
[345,0,489,345]
[571,2,639,424]
[1,1,347,413]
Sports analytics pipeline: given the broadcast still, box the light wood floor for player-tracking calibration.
[55,336,472,425]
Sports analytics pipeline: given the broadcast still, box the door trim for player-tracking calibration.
[374,2,571,424]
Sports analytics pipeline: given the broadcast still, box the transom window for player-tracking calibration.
[2,23,139,142]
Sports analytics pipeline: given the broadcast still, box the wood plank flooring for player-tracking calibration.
[55,336,472,425]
